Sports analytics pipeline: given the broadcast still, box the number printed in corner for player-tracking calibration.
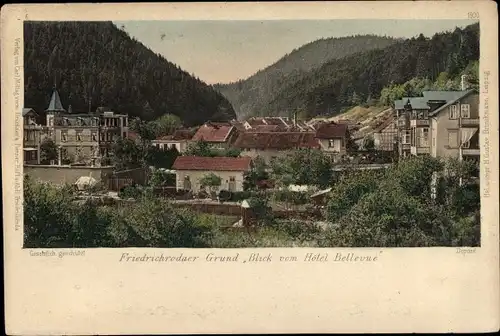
[468,12,479,19]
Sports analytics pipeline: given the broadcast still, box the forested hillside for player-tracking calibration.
[262,23,479,119]
[24,21,236,126]
[214,35,398,119]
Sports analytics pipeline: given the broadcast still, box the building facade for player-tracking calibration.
[23,89,129,166]
[394,90,479,162]
[172,156,252,193]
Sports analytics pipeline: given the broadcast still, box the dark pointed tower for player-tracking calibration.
[45,88,66,126]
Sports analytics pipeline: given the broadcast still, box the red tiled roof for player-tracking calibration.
[155,129,195,141]
[233,132,320,150]
[245,118,267,127]
[191,122,234,142]
[253,124,286,132]
[172,156,252,171]
[315,122,348,139]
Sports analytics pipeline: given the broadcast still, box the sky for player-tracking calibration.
[114,19,476,85]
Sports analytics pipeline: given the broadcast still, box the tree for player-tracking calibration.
[154,114,182,137]
[269,149,332,189]
[146,145,179,169]
[243,156,269,191]
[111,137,143,169]
[185,140,214,157]
[39,138,58,164]
[199,173,222,194]
[23,175,76,247]
[149,168,176,188]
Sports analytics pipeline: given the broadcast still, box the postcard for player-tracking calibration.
[1,1,499,334]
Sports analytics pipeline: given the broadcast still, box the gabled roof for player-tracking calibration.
[315,122,349,139]
[22,108,37,117]
[155,129,195,141]
[422,90,469,103]
[172,156,252,171]
[253,124,285,132]
[192,122,234,142]
[46,89,66,113]
[233,132,320,150]
[429,90,475,117]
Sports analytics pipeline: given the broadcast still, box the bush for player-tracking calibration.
[218,189,232,202]
[230,190,254,202]
[119,184,142,199]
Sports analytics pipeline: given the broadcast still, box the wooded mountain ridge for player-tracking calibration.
[214,35,399,119]
[216,23,479,120]
[24,21,236,126]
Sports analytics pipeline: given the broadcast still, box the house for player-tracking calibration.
[372,116,398,152]
[40,88,129,166]
[427,90,479,162]
[191,121,238,149]
[22,108,46,164]
[233,131,320,164]
[314,122,350,160]
[394,90,479,162]
[172,156,252,193]
[151,128,195,153]
[394,97,430,157]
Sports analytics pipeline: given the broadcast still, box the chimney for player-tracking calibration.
[461,74,468,91]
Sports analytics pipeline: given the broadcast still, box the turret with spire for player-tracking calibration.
[45,87,66,126]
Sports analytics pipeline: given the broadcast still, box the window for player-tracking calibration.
[92,133,97,141]
[24,131,28,141]
[61,132,67,142]
[76,132,82,141]
[463,140,470,148]
[417,128,429,147]
[328,139,335,148]
[449,105,459,119]
[402,131,411,144]
[448,130,459,148]
[460,104,471,118]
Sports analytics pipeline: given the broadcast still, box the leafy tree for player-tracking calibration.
[39,138,58,164]
[185,140,241,158]
[154,114,182,137]
[243,156,269,191]
[146,145,179,169]
[23,175,76,247]
[185,140,214,157]
[149,168,176,188]
[199,173,222,194]
[111,137,143,169]
[270,149,333,188]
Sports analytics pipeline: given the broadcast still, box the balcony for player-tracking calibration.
[410,119,430,127]
[410,146,430,155]
[400,143,411,150]
[462,148,480,156]
[460,118,479,127]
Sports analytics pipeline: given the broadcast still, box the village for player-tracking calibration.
[22,74,480,238]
